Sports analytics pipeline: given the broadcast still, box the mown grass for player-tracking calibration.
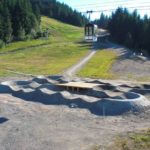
[112,129,150,150]
[78,50,117,79]
[0,17,83,53]
[0,16,90,77]
[42,17,82,41]
[0,39,50,53]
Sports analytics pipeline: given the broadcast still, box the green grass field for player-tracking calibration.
[78,50,117,79]
[0,16,90,77]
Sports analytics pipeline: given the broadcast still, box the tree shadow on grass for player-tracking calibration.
[0,43,50,55]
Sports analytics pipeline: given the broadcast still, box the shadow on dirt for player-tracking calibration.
[0,117,9,124]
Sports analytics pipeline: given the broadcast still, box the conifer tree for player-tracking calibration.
[0,15,4,40]
[2,5,12,43]
[108,7,150,55]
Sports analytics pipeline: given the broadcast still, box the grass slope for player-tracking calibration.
[78,50,117,79]
[0,16,90,76]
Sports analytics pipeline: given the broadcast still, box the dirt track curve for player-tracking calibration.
[63,44,97,77]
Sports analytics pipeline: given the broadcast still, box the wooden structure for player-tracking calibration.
[57,82,99,92]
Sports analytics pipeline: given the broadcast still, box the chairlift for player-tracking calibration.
[84,11,98,42]
[84,23,98,42]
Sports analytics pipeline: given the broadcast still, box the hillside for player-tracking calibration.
[0,16,90,77]
[0,0,87,44]
[30,0,88,26]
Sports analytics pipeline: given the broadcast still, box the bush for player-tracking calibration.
[36,29,50,39]
[25,34,32,40]
[0,40,5,48]
[30,29,37,39]
[42,29,51,38]
[36,31,43,38]
[16,28,26,41]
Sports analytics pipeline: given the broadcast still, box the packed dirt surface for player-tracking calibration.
[105,41,150,81]
[0,76,150,150]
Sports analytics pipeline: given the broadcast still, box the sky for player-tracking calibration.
[57,0,150,20]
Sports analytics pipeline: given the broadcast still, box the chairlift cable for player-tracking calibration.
[77,2,150,9]
[73,0,149,7]
[81,6,150,13]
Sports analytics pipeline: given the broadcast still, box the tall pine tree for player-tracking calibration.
[2,4,12,43]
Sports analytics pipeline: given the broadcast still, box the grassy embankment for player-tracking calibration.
[90,129,150,150]
[0,16,90,77]
[78,50,117,79]
[112,129,150,150]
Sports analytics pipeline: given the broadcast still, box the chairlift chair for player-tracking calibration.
[84,23,98,42]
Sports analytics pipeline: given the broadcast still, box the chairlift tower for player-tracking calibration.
[86,10,93,22]
[84,10,98,42]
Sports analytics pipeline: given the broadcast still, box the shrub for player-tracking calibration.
[17,28,26,41]
[0,40,5,48]
[30,29,37,39]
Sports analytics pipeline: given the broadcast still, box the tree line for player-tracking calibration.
[94,8,150,56]
[94,13,109,29]
[0,0,88,47]
[30,0,88,27]
[0,0,40,46]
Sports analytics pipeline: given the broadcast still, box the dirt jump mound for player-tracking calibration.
[0,76,150,116]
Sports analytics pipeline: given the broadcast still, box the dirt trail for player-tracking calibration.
[63,44,97,77]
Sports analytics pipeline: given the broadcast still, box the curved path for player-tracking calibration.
[63,45,97,77]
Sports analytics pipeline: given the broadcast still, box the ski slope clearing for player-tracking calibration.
[0,17,90,77]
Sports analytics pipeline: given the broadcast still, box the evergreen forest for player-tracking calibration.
[95,8,150,55]
[0,0,87,45]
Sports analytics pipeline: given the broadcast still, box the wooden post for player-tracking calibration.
[72,87,74,92]
[66,86,69,91]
